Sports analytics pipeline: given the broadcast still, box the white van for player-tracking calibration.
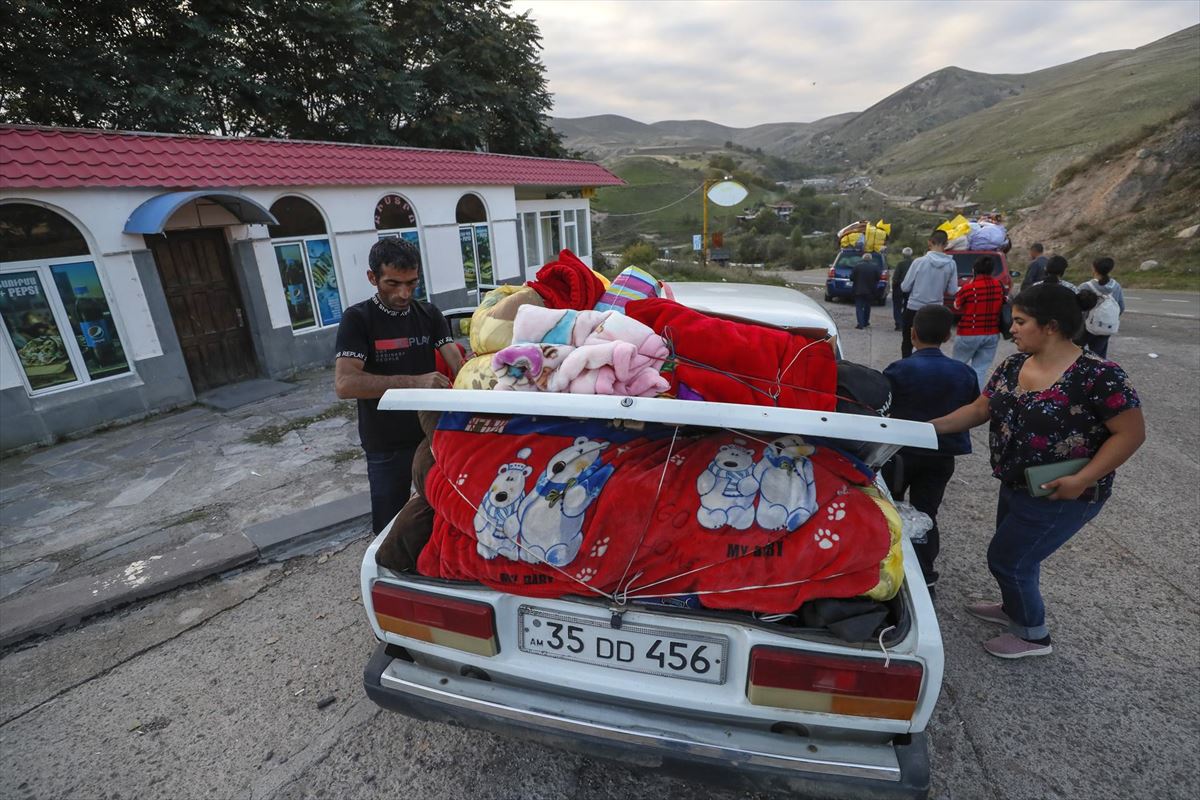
[360,284,942,799]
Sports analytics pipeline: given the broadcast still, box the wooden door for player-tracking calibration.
[147,229,259,393]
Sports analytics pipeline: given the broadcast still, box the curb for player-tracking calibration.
[0,491,371,648]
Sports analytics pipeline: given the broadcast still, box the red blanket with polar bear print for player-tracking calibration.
[417,413,891,613]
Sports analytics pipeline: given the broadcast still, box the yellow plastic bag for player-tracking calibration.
[937,214,970,241]
[453,354,500,391]
[838,220,868,250]
[864,220,891,253]
[859,486,905,602]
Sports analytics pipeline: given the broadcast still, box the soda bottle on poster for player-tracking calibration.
[285,260,310,316]
[75,290,115,365]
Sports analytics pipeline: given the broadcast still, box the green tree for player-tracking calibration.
[0,0,564,156]
[707,153,737,173]
[764,233,790,263]
[620,242,656,268]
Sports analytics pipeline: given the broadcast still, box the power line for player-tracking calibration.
[600,183,704,218]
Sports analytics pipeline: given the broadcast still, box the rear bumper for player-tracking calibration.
[364,642,929,800]
[827,280,888,300]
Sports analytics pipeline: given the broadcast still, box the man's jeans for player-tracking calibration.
[988,486,1105,640]
[953,333,1000,389]
[365,447,416,534]
[901,308,918,358]
[892,291,907,328]
[1082,332,1111,359]
[854,295,872,328]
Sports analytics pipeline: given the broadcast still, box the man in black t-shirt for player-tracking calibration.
[335,237,463,533]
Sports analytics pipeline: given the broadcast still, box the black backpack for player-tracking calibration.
[836,360,892,416]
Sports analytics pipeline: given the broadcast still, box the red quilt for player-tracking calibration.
[418,413,890,613]
[625,298,838,411]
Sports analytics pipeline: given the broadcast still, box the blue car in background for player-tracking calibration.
[825,249,889,306]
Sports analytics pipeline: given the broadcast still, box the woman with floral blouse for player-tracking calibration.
[931,283,1145,659]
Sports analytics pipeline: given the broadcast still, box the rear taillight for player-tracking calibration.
[880,270,889,281]
[371,583,499,656]
[747,646,922,720]
[827,267,836,278]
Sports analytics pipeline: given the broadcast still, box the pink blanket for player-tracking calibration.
[492,307,669,397]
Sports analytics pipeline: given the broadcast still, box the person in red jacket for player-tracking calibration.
[953,256,1005,389]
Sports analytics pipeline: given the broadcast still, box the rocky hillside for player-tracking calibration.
[1008,103,1200,281]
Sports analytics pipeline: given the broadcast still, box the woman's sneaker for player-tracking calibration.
[966,601,1011,626]
[983,633,1053,659]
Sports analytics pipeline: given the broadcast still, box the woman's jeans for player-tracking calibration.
[988,486,1105,640]
[365,448,416,534]
[953,333,1000,389]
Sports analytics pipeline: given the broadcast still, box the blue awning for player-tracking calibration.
[123,190,278,234]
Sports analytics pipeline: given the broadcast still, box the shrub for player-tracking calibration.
[620,241,657,268]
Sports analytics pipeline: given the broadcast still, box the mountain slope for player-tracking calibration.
[872,25,1200,205]
[807,67,1025,166]
[550,113,854,161]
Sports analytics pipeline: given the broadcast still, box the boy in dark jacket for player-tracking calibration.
[882,305,979,589]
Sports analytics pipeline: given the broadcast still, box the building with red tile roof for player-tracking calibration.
[0,126,621,450]
[0,125,623,190]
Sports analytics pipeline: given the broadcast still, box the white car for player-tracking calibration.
[361,284,942,799]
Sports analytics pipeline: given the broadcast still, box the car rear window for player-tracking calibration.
[833,251,887,270]
[952,253,1003,277]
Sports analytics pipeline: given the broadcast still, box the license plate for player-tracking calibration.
[518,606,729,684]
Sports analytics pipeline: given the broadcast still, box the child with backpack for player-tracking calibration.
[1078,258,1124,359]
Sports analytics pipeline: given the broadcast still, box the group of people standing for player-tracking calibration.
[870,229,1144,659]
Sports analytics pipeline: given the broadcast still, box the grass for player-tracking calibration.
[328,448,360,465]
[873,26,1200,206]
[592,156,777,250]
[243,401,356,446]
[165,507,214,527]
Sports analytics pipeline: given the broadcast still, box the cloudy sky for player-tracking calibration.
[511,0,1197,127]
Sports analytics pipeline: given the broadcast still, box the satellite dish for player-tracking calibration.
[707,180,748,207]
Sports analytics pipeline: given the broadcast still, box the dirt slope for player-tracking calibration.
[1008,105,1200,280]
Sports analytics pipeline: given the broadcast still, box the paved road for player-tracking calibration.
[1121,289,1200,320]
[0,308,1196,800]
[772,269,1200,319]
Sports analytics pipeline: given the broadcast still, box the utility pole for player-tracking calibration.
[701,177,715,265]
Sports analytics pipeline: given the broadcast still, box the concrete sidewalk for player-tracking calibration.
[0,366,372,647]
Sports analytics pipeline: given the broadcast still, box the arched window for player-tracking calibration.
[374,194,428,302]
[455,193,492,297]
[268,196,341,331]
[0,203,130,393]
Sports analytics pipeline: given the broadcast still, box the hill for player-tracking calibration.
[550,113,853,162]
[555,25,1200,211]
[588,156,773,246]
[806,66,1025,166]
[1007,102,1200,286]
[871,25,1200,205]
